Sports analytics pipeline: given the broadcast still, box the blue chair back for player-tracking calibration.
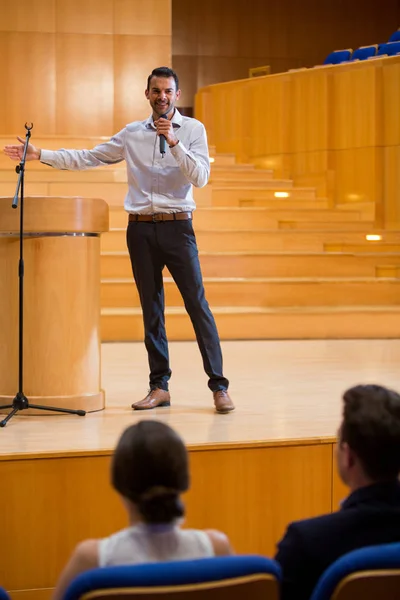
[377,41,400,56]
[63,556,281,600]
[388,29,400,42]
[323,49,353,65]
[0,589,9,600]
[309,542,400,600]
[352,45,377,61]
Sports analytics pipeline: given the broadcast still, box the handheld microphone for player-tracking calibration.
[159,114,167,157]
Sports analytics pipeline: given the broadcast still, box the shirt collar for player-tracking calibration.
[145,108,183,130]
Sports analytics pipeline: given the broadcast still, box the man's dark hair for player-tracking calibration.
[341,384,400,480]
[147,67,179,91]
[112,420,189,524]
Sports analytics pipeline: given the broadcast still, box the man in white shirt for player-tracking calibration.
[4,66,234,414]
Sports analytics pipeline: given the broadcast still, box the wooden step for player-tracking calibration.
[0,169,128,183]
[234,199,330,209]
[325,242,400,253]
[212,186,316,205]
[336,202,376,220]
[0,180,127,204]
[101,251,400,279]
[101,229,400,253]
[280,221,375,231]
[210,167,274,181]
[101,305,400,341]
[210,178,293,189]
[108,206,366,229]
[101,277,400,309]
[209,153,236,165]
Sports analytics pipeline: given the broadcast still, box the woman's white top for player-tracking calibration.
[98,523,214,566]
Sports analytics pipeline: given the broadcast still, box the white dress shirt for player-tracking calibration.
[40,109,210,214]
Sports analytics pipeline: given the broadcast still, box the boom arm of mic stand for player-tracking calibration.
[12,123,33,209]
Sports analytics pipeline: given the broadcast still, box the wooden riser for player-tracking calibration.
[279,221,374,231]
[210,178,294,189]
[237,199,329,209]
[0,180,127,204]
[0,169,128,183]
[325,243,400,253]
[101,278,400,309]
[210,169,274,181]
[0,182,206,207]
[209,153,236,165]
[101,251,400,279]
[212,187,316,204]
[108,207,366,229]
[101,229,400,253]
[101,306,400,342]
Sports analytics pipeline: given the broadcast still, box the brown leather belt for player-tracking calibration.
[129,212,192,223]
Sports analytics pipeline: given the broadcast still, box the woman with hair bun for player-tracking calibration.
[53,421,232,600]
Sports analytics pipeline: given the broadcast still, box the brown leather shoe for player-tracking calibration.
[213,390,235,413]
[132,388,171,410]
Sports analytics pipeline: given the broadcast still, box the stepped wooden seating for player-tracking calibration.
[1,135,399,341]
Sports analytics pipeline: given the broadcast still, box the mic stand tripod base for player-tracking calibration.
[0,392,86,428]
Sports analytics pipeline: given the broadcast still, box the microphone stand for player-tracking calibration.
[0,123,86,427]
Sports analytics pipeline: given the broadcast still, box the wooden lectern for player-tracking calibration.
[0,196,109,413]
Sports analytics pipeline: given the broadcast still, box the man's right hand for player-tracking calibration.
[3,136,41,161]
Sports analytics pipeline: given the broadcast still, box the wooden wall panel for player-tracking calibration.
[186,443,333,557]
[55,34,114,135]
[55,0,113,34]
[113,35,171,130]
[330,64,383,150]
[0,455,124,591]
[0,32,56,134]
[195,56,296,90]
[196,56,400,227]
[0,0,56,32]
[289,69,329,153]
[330,147,384,208]
[0,0,172,135]
[249,76,290,158]
[0,442,333,595]
[331,444,350,511]
[171,55,198,107]
[382,60,400,146]
[383,146,400,229]
[114,0,171,36]
[173,0,400,108]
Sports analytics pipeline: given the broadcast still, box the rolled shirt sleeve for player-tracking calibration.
[169,122,210,188]
[40,129,126,170]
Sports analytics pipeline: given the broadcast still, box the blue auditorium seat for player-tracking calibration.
[352,45,377,61]
[377,41,400,56]
[323,49,353,65]
[309,542,400,600]
[388,29,400,42]
[0,589,9,600]
[63,556,282,600]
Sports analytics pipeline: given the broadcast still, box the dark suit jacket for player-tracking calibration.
[275,480,400,600]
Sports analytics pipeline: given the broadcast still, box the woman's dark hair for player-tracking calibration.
[341,384,400,481]
[112,420,189,524]
[147,67,179,91]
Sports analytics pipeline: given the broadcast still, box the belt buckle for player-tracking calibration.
[152,213,163,222]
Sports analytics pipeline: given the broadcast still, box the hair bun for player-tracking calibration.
[138,491,184,524]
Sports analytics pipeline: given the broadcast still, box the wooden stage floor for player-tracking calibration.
[2,339,400,600]
[1,338,400,457]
